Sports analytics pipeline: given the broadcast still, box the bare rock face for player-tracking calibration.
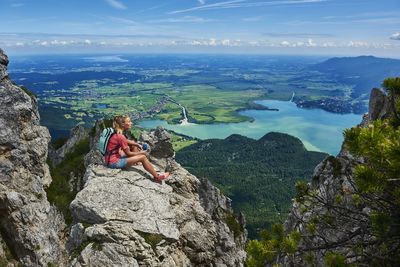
[49,125,89,166]
[368,88,391,121]
[69,128,247,266]
[0,48,67,266]
[277,88,394,266]
[140,126,175,159]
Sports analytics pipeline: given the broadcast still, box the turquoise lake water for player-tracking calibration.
[139,100,362,155]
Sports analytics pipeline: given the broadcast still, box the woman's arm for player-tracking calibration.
[118,133,146,156]
[126,139,141,148]
[122,146,147,157]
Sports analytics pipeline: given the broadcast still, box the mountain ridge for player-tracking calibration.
[309,55,400,98]
[176,132,327,238]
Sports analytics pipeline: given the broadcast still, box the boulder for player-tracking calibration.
[69,133,246,266]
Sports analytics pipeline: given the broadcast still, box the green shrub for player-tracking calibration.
[52,137,69,150]
[225,212,244,239]
[46,138,90,225]
[137,231,164,252]
[324,252,347,267]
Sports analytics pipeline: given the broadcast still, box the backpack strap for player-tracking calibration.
[104,133,122,166]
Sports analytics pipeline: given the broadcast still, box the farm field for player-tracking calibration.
[8,54,365,139]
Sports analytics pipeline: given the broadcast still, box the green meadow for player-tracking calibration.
[11,54,365,137]
[41,80,267,127]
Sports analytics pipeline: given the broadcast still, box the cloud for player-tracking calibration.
[390,32,400,40]
[350,17,400,25]
[0,32,181,39]
[317,12,400,25]
[109,16,137,25]
[264,32,334,38]
[2,32,399,52]
[280,41,290,46]
[242,16,263,22]
[104,0,127,10]
[134,4,167,14]
[169,0,244,14]
[198,0,206,4]
[11,3,24,8]
[169,0,328,14]
[149,16,216,23]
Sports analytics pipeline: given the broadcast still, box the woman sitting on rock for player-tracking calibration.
[105,115,170,182]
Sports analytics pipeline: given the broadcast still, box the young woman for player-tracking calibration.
[105,115,170,182]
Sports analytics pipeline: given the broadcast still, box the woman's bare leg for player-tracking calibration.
[130,144,140,152]
[126,155,158,178]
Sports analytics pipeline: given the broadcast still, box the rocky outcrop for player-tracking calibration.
[0,48,246,266]
[68,127,247,266]
[0,48,66,266]
[49,125,89,166]
[140,127,175,159]
[277,89,393,266]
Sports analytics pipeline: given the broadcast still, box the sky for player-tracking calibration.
[1,0,400,57]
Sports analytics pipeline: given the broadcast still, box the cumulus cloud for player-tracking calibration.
[280,41,290,46]
[390,32,400,40]
[2,33,399,52]
[104,0,127,10]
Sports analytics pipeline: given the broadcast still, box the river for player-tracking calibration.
[138,99,362,155]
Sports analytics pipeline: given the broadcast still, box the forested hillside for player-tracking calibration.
[176,132,327,238]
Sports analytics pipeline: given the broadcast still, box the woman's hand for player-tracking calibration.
[140,150,149,156]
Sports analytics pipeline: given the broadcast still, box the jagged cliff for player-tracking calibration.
[0,49,66,266]
[275,87,398,266]
[0,48,246,266]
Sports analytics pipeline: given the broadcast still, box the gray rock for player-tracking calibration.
[49,125,89,166]
[69,154,246,266]
[71,165,180,240]
[139,127,174,158]
[0,48,67,266]
[66,223,85,253]
[368,88,393,121]
[0,48,8,81]
[277,88,397,266]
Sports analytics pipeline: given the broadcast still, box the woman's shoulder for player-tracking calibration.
[114,133,127,140]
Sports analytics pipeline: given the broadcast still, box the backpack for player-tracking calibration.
[98,127,115,156]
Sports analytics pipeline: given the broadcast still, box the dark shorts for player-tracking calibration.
[108,156,127,169]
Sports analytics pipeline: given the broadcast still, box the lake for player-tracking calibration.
[139,99,362,155]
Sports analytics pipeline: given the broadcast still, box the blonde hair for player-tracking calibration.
[113,115,130,132]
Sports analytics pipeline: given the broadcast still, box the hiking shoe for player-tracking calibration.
[154,172,170,183]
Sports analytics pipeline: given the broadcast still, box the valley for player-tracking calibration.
[9,54,385,141]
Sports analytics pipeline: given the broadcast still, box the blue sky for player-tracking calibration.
[1,0,399,56]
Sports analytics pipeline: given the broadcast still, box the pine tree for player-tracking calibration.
[246,77,400,266]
